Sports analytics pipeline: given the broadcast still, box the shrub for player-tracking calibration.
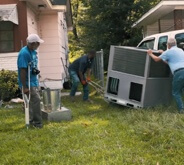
[0,69,19,101]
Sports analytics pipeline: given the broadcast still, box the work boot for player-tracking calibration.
[33,124,43,129]
[179,109,184,114]
[83,99,93,104]
[30,121,43,129]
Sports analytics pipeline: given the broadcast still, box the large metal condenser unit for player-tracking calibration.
[104,46,172,108]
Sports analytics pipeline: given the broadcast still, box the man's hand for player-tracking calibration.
[86,77,91,82]
[23,87,29,94]
[158,50,164,54]
[147,49,162,62]
[81,80,87,85]
[147,49,153,56]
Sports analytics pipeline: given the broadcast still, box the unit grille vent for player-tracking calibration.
[107,77,119,95]
[112,47,146,77]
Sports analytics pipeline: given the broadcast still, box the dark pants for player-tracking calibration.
[69,70,89,100]
[29,87,42,125]
[172,69,184,112]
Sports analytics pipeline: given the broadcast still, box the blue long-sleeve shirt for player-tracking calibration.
[69,55,94,74]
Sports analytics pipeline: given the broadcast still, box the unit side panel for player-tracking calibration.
[143,78,172,107]
[105,70,146,108]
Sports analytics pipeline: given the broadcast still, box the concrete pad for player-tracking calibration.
[42,106,72,122]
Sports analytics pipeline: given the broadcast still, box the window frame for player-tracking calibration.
[158,35,168,51]
[137,37,155,50]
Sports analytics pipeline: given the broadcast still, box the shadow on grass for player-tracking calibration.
[0,120,25,133]
[61,93,180,128]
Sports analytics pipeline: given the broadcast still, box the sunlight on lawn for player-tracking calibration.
[0,94,184,164]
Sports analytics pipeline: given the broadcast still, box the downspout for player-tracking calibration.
[158,19,161,33]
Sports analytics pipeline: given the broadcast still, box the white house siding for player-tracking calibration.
[27,5,38,35]
[146,21,159,36]
[26,8,69,89]
[58,12,69,76]
[160,12,175,33]
[0,53,18,71]
[38,13,61,81]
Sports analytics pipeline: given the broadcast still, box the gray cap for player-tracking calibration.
[27,34,44,43]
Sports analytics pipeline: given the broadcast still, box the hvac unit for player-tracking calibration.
[104,46,172,108]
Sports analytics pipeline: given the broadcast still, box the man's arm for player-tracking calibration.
[79,68,91,82]
[147,49,162,62]
[86,68,91,81]
[78,71,87,85]
[78,59,86,84]
[20,68,29,94]
[78,71,84,81]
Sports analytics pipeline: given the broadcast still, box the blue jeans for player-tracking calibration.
[69,70,89,100]
[172,69,184,112]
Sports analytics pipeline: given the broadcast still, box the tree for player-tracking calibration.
[69,0,162,69]
[68,0,84,62]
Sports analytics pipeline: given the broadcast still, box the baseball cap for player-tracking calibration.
[27,34,44,43]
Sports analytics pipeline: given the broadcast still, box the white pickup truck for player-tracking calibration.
[137,29,184,51]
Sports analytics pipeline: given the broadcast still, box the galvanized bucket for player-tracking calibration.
[42,89,61,112]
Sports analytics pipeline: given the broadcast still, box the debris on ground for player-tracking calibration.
[10,98,24,103]
[4,105,14,109]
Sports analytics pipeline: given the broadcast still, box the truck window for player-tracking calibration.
[175,33,184,50]
[138,38,155,49]
[158,36,168,51]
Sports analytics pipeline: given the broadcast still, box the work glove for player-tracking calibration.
[81,80,87,85]
[86,77,91,82]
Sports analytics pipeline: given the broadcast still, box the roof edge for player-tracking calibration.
[132,0,184,28]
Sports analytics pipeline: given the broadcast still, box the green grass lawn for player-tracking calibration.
[0,91,184,165]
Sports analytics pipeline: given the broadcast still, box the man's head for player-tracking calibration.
[87,50,96,59]
[167,38,177,49]
[27,34,44,50]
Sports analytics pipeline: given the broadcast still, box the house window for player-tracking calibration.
[158,36,168,51]
[0,21,14,53]
[175,33,184,50]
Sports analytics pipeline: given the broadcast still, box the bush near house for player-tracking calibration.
[0,69,20,101]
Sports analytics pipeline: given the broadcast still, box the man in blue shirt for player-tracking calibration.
[17,34,44,128]
[69,50,96,102]
[147,38,184,113]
